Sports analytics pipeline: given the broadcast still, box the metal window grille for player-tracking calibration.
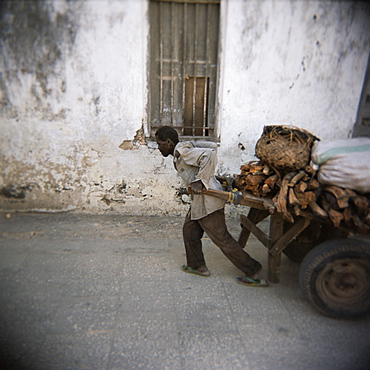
[149,0,220,138]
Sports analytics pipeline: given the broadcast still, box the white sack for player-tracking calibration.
[311,137,370,193]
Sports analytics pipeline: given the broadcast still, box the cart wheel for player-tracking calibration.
[299,238,370,318]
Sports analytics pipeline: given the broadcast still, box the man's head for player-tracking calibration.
[155,126,179,157]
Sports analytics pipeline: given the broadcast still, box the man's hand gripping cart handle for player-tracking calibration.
[187,186,275,213]
[187,186,242,204]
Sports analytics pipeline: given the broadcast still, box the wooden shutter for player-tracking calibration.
[149,0,220,138]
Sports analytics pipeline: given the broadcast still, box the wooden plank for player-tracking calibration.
[239,196,274,211]
[241,190,275,212]
[238,226,250,248]
[194,77,206,135]
[268,213,284,283]
[183,76,194,135]
[238,209,270,247]
[269,217,311,257]
[198,188,269,210]
[240,215,271,249]
[191,188,275,211]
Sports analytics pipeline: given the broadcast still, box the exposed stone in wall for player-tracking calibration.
[0,0,369,216]
[119,125,147,150]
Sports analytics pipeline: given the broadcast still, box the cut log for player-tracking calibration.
[261,183,271,195]
[263,164,270,175]
[328,208,344,228]
[337,197,349,209]
[308,200,328,218]
[294,181,308,194]
[288,171,307,187]
[294,191,316,209]
[265,174,279,189]
[324,186,347,199]
[324,186,352,209]
[288,188,301,206]
[245,174,265,187]
[307,178,320,190]
[276,172,296,223]
[343,188,357,198]
[248,162,265,174]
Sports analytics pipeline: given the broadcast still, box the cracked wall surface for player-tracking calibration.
[0,0,369,215]
[217,0,370,174]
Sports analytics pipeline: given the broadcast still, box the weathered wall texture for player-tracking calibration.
[217,0,370,174]
[0,0,369,215]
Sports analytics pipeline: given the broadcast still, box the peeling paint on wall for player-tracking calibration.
[0,0,369,216]
[0,184,35,199]
[0,1,80,120]
[82,148,103,167]
[119,125,147,150]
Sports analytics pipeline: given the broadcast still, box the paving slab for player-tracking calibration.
[0,212,369,370]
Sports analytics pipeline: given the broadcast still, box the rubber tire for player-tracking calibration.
[299,238,370,319]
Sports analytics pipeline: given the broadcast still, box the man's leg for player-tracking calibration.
[199,209,262,277]
[183,211,206,269]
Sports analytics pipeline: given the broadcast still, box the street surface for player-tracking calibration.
[0,212,369,369]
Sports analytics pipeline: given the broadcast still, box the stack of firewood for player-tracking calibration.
[318,186,370,233]
[235,161,280,198]
[273,168,324,224]
[235,160,370,234]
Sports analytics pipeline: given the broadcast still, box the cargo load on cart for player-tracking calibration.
[203,125,370,318]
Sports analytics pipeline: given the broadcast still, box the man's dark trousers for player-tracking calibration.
[183,208,261,276]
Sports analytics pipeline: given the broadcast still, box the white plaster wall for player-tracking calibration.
[217,0,370,175]
[0,0,369,216]
[0,0,185,215]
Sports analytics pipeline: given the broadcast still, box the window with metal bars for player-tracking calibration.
[148,0,220,139]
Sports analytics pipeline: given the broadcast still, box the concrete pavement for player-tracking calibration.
[0,212,369,370]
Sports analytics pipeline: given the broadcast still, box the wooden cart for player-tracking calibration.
[201,188,370,319]
[201,188,313,283]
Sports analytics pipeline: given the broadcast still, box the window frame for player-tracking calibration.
[147,0,221,141]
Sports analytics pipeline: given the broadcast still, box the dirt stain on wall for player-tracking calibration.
[0,1,80,116]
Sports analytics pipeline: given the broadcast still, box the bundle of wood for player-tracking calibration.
[273,168,323,223]
[235,160,369,234]
[318,186,370,234]
[234,161,280,198]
